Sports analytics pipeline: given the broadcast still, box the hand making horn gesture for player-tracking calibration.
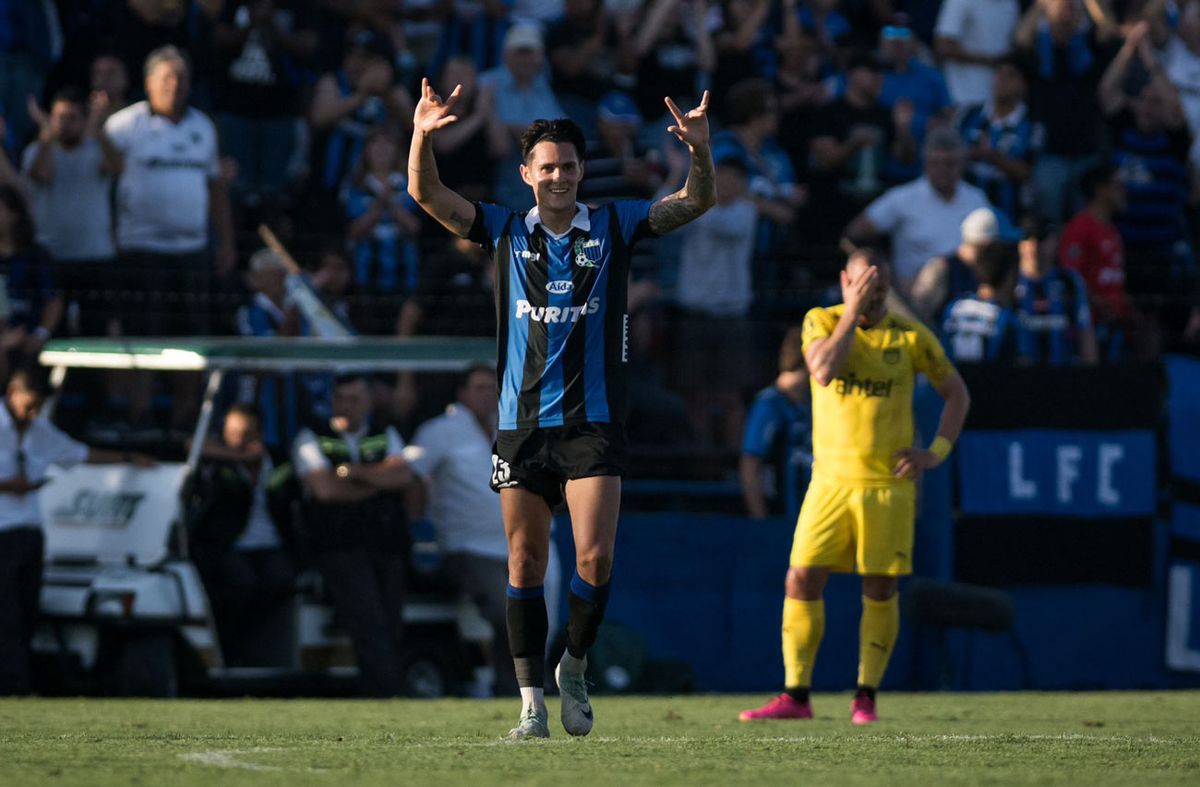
[413,77,463,136]
[664,89,711,149]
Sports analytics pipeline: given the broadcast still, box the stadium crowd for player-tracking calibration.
[1,1,1199,452]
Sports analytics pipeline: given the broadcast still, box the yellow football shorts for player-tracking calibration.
[789,476,916,576]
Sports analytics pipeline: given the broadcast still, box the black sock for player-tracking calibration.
[785,687,810,704]
[506,585,548,688]
[856,685,877,702]
[565,572,610,659]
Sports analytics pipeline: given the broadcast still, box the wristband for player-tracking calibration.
[929,436,952,462]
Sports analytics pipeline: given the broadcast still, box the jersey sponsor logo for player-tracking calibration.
[514,297,600,323]
[546,280,574,294]
[518,250,542,261]
[573,237,603,267]
[833,372,894,399]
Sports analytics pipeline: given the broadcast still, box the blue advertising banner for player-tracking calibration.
[958,429,1157,518]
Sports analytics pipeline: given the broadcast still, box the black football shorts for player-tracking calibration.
[490,422,628,508]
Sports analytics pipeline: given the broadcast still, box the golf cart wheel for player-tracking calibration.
[401,651,449,698]
[118,632,179,698]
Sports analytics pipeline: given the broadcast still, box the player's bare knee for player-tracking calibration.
[508,553,547,586]
[575,550,613,585]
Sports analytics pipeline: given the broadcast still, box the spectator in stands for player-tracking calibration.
[0,0,59,158]
[1017,0,1119,222]
[293,373,420,697]
[630,0,714,125]
[674,156,759,447]
[310,244,367,333]
[342,126,422,298]
[1163,0,1200,165]
[712,79,804,248]
[397,237,495,338]
[0,366,152,695]
[911,207,1017,326]
[578,91,668,204]
[236,248,306,452]
[1100,22,1200,345]
[429,57,509,203]
[798,0,854,61]
[406,364,517,696]
[809,53,916,234]
[546,0,625,132]
[90,52,131,114]
[21,88,120,338]
[480,24,567,209]
[934,0,1020,106]
[875,14,952,179]
[0,184,60,380]
[957,55,1043,223]
[433,0,516,75]
[188,404,295,667]
[1060,161,1140,359]
[309,28,414,221]
[1014,217,1098,365]
[941,240,1022,363]
[739,326,812,521]
[712,0,778,102]
[844,129,993,297]
[212,0,318,214]
[775,23,828,176]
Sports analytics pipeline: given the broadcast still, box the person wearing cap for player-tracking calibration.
[957,54,1043,223]
[845,128,994,297]
[309,27,415,224]
[408,63,714,738]
[480,24,566,209]
[291,373,420,697]
[810,52,916,231]
[910,207,1016,325]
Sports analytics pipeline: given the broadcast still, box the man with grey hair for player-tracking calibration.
[844,129,994,296]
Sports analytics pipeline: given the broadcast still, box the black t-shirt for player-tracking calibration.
[808,97,893,190]
[545,16,620,101]
[1020,33,1117,156]
[214,1,313,117]
[410,249,496,338]
[633,29,702,120]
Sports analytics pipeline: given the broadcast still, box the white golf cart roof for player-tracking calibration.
[39,336,496,372]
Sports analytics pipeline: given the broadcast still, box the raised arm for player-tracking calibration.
[407,77,478,238]
[648,90,716,235]
[804,265,877,386]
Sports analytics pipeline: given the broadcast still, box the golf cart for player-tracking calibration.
[31,336,496,698]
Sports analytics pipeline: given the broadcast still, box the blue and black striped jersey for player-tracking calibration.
[469,200,656,430]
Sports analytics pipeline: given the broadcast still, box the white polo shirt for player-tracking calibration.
[865,176,993,294]
[104,102,220,254]
[404,405,507,560]
[935,0,1019,106]
[0,405,89,532]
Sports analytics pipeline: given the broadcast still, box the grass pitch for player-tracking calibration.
[1,692,1198,786]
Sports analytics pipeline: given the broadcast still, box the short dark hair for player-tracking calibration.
[974,241,1018,289]
[846,49,884,75]
[520,118,586,162]
[457,362,496,390]
[995,53,1033,85]
[778,327,806,373]
[8,364,50,397]
[1081,161,1120,202]
[51,86,87,108]
[723,79,776,127]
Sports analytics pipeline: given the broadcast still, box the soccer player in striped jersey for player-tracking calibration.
[408,78,715,739]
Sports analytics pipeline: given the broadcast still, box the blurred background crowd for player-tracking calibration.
[1,0,1200,466]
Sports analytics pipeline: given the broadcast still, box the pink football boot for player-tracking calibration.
[739,694,813,721]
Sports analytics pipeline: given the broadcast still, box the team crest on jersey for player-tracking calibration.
[573,237,602,267]
[883,348,901,364]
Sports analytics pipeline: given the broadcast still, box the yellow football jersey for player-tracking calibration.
[801,305,956,485]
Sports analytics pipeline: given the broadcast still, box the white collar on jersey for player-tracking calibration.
[525,203,590,238]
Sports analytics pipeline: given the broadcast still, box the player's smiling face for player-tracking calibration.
[521,141,583,213]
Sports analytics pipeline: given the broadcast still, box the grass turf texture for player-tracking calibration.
[1,692,1198,786]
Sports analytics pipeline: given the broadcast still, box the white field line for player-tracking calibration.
[180,747,284,771]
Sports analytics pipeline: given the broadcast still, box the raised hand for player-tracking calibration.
[413,77,463,136]
[841,263,879,319]
[664,90,711,149]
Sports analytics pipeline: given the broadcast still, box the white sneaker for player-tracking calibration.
[506,706,550,740]
[555,658,594,737]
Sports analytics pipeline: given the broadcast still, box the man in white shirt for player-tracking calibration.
[104,45,236,339]
[292,374,418,697]
[22,87,122,336]
[935,0,1020,106]
[0,367,152,694]
[844,129,994,297]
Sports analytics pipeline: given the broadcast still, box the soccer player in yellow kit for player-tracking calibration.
[739,248,970,724]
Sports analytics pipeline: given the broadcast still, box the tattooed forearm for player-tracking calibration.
[648,145,716,234]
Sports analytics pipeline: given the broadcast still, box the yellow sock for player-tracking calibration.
[857,595,900,688]
[782,597,824,689]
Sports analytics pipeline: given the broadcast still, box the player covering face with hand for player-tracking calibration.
[740,249,970,724]
[407,80,715,739]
